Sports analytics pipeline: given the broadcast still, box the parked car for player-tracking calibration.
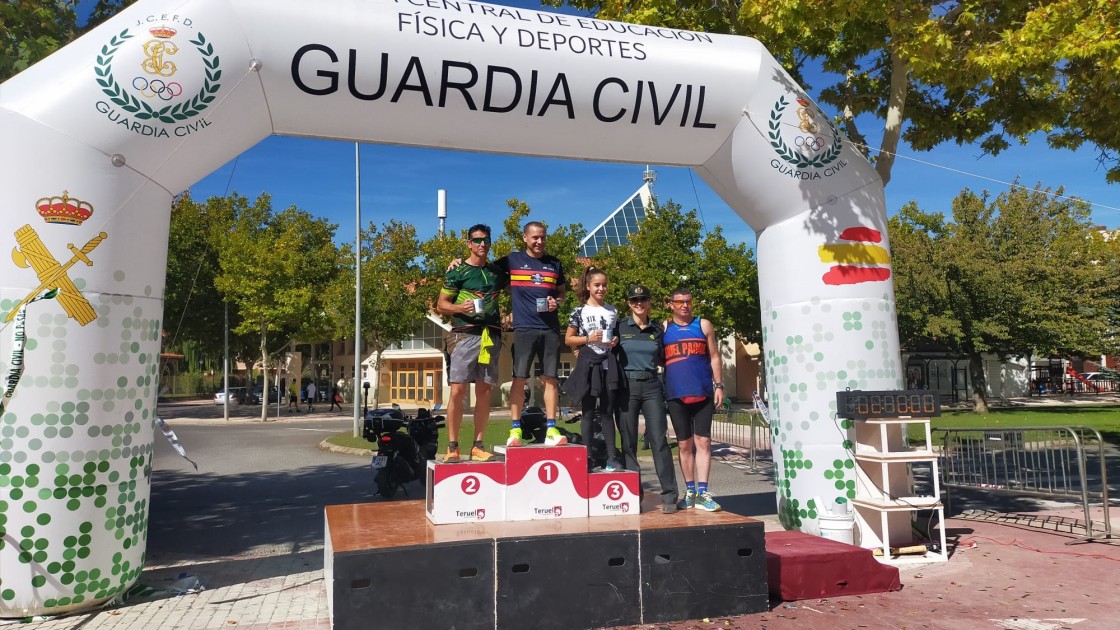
[214,387,247,405]
[253,386,280,404]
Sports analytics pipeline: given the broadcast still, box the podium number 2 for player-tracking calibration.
[538,463,558,484]
[607,482,624,500]
[461,475,480,495]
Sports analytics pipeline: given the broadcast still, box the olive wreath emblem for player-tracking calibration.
[768,96,842,168]
[95,29,222,124]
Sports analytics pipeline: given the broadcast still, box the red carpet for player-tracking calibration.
[765,530,902,601]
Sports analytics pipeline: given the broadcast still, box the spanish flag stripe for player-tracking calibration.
[818,243,890,264]
[509,271,559,280]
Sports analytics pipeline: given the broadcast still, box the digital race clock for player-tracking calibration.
[835,389,941,419]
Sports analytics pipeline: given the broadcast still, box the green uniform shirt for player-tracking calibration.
[441,262,508,334]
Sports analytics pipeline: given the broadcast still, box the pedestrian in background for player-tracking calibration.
[306,381,317,413]
[288,385,300,412]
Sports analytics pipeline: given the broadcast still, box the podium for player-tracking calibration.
[328,444,768,628]
[504,444,588,520]
[588,470,641,517]
[425,460,506,523]
[326,499,768,629]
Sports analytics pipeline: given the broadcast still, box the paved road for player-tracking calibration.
[150,403,781,565]
[150,417,374,562]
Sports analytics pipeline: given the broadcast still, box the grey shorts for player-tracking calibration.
[448,332,501,385]
[512,329,562,379]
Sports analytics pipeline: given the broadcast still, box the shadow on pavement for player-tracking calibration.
[147,463,424,561]
[719,491,779,520]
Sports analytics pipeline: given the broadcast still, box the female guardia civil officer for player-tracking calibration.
[616,284,680,513]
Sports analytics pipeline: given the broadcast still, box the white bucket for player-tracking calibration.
[818,512,856,545]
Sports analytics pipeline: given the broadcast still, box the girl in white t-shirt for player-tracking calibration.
[563,267,623,471]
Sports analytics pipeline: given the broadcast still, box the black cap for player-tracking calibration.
[627,284,650,300]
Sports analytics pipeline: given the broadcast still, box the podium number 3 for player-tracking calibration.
[607,482,624,500]
[538,462,558,484]
[461,475,480,495]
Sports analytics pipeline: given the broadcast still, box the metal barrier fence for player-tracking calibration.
[710,409,772,473]
[935,426,1112,540]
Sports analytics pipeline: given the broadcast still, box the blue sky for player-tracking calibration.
[175,0,1119,247]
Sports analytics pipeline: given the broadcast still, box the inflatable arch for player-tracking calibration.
[0,0,900,616]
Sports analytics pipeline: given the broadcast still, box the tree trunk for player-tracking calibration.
[876,49,909,187]
[969,352,989,413]
[259,329,269,422]
[371,348,383,410]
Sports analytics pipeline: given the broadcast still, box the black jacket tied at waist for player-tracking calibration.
[562,349,620,402]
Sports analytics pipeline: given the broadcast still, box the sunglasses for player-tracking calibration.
[671,299,692,306]
[469,237,492,245]
[628,297,649,304]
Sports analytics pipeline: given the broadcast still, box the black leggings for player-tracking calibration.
[582,390,618,461]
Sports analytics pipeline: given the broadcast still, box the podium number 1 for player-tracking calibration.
[461,475,480,495]
[538,462,558,484]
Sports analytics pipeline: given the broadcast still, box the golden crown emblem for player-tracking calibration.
[36,191,93,226]
[149,26,177,39]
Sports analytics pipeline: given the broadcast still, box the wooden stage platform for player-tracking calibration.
[325,496,769,629]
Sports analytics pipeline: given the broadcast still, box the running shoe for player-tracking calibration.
[471,446,495,462]
[506,428,524,447]
[442,445,460,463]
[603,458,623,472]
[678,489,696,510]
[695,491,722,512]
[544,427,568,446]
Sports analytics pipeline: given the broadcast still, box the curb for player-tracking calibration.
[318,439,373,456]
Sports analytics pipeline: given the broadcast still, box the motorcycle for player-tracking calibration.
[364,405,444,499]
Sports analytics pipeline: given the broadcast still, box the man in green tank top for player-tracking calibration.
[437,224,509,462]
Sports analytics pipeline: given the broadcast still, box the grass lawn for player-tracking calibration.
[324,412,668,455]
[324,415,573,454]
[914,406,1120,445]
[325,405,1120,453]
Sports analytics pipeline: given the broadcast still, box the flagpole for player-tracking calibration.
[353,142,363,438]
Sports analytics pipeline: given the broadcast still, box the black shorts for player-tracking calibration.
[512,329,562,379]
[667,397,714,441]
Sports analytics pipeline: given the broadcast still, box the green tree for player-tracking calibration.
[214,194,339,421]
[326,220,429,424]
[164,192,258,370]
[1,0,137,81]
[600,199,759,342]
[547,0,1120,183]
[890,185,1116,411]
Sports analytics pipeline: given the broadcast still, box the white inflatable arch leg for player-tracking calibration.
[0,0,900,615]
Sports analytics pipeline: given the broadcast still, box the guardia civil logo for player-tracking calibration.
[94,16,221,139]
[767,95,848,180]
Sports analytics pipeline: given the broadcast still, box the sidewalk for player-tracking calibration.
[26,506,1119,630]
[19,399,1120,629]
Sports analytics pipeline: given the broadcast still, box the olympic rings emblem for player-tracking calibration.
[794,135,825,152]
[132,76,184,100]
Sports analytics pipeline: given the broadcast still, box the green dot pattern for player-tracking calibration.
[0,292,158,615]
[763,290,903,531]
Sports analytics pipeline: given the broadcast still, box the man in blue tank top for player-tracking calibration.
[663,286,724,511]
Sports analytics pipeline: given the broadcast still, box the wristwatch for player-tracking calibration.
[713,383,724,390]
